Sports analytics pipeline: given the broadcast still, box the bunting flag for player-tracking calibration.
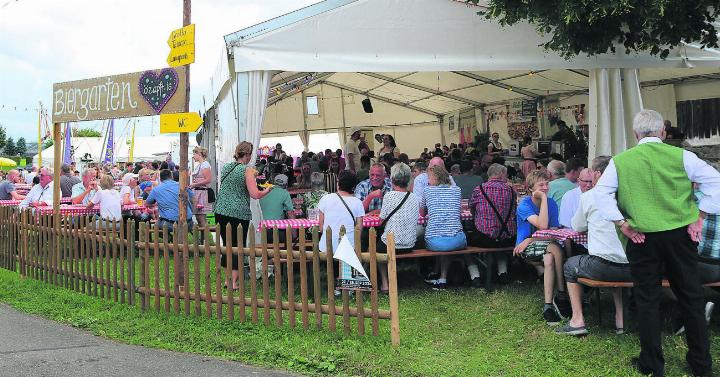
[103,119,114,164]
[63,123,73,165]
[128,122,136,163]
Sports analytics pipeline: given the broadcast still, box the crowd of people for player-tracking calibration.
[1,110,718,375]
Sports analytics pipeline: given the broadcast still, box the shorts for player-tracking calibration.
[520,240,552,261]
[563,254,632,283]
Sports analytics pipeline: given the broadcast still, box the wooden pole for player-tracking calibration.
[177,0,191,285]
[52,122,62,286]
[178,0,191,227]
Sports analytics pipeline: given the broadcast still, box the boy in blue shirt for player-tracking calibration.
[514,170,569,325]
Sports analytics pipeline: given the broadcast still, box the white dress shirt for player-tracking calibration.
[19,183,54,209]
[572,189,628,264]
[594,137,720,222]
[558,186,582,228]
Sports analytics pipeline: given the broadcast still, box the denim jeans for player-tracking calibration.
[425,231,467,252]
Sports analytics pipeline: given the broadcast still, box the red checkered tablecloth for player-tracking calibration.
[0,200,21,207]
[262,210,474,229]
[532,229,588,244]
[35,204,147,216]
[15,184,32,191]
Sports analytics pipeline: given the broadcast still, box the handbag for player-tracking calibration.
[376,191,412,237]
[207,188,216,203]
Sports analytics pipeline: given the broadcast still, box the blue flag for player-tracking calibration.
[63,123,73,165]
[103,119,114,164]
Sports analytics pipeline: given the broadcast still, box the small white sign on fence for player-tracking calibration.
[334,235,371,291]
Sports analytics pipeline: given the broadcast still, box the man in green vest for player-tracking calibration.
[595,109,720,377]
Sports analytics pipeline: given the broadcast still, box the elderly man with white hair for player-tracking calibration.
[19,168,54,209]
[71,168,98,205]
[558,168,595,229]
[595,109,720,377]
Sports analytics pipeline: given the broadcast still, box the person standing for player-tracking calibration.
[59,164,81,198]
[214,142,273,290]
[487,132,503,156]
[344,127,361,172]
[520,136,540,178]
[189,146,214,238]
[595,110,720,377]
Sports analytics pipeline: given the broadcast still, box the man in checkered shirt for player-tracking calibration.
[469,163,517,284]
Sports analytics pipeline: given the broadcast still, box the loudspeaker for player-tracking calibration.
[362,98,373,113]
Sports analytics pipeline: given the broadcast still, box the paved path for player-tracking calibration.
[0,304,298,377]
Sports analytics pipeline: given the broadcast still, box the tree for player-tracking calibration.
[15,137,26,156]
[469,0,720,59]
[0,126,6,151]
[75,127,102,137]
[4,137,15,156]
[42,139,54,149]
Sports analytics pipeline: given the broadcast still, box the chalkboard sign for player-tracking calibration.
[521,100,537,117]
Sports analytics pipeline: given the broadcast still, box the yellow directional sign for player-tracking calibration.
[167,24,195,48]
[167,24,195,67]
[160,112,203,133]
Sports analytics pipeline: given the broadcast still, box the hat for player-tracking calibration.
[350,127,362,136]
[273,174,288,187]
[122,173,138,186]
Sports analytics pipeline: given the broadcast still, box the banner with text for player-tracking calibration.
[52,66,187,123]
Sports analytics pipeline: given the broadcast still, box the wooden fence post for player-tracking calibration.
[387,233,400,346]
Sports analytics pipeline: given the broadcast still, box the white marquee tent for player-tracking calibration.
[32,136,184,168]
[206,0,720,167]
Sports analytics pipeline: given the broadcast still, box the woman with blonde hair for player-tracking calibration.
[214,141,273,290]
[189,146,213,240]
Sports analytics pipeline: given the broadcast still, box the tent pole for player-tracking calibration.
[438,116,446,146]
[340,88,347,146]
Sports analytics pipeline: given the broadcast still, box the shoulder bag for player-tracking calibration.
[213,163,241,203]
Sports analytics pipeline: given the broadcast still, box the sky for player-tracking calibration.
[0,0,318,145]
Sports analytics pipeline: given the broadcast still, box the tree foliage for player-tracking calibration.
[42,139,54,149]
[4,137,15,156]
[469,0,720,59]
[0,126,6,151]
[15,137,27,156]
[75,127,102,137]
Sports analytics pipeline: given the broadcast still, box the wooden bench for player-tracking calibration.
[396,246,514,292]
[577,278,720,327]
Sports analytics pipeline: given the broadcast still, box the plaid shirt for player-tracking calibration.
[699,214,720,259]
[354,178,392,212]
[470,178,517,240]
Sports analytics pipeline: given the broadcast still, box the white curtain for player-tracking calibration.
[298,130,310,152]
[588,68,644,159]
[235,70,274,252]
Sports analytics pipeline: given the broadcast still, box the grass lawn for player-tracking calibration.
[1,266,718,376]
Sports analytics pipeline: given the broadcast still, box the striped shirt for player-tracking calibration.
[421,185,462,238]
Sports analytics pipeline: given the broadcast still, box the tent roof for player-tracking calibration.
[264,68,720,117]
[225,0,720,73]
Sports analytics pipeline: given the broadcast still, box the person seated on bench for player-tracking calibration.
[468,163,516,284]
[376,162,418,293]
[556,156,631,336]
[421,165,468,290]
[318,170,365,253]
[146,169,195,235]
[513,170,568,325]
[259,174,295,243]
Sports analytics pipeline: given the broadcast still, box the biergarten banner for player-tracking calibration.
[52,66,188,123]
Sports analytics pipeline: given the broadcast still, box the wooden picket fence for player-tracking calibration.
[0,206,400,345]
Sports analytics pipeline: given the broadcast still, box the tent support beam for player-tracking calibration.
[568,69,589,77]
[451,71,539,98]
[268,72,335,106]
[360,72,484,107]
[323,81,442,117]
